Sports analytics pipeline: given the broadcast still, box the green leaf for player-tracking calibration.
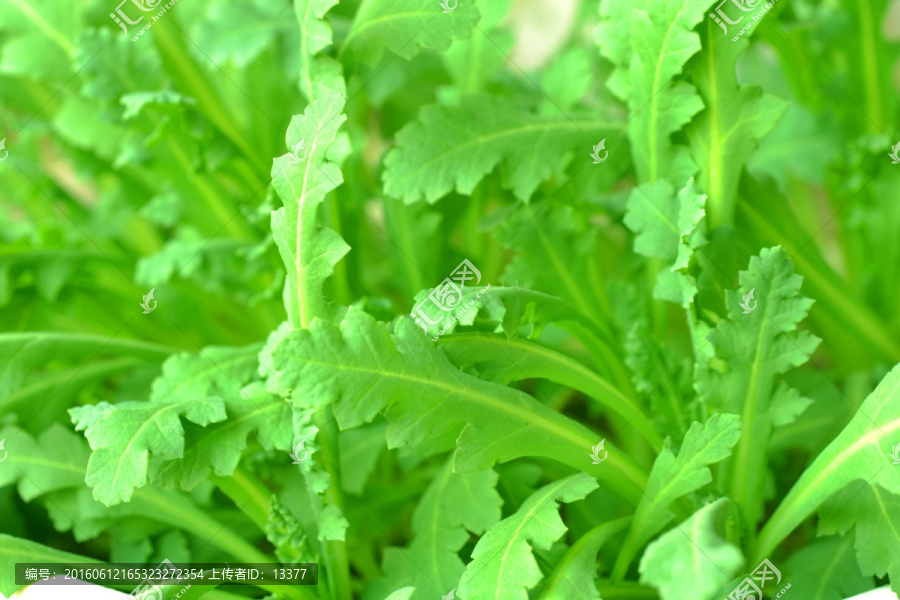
[456,473,598,600]
[0,425,143,542]
[261,309,649,505]
[0,423,88,502]
[342,0,480,66]
[596,0,710,183]
[134,236,246,291]
[369,460,502,600]
[499,203,609,322]
[622,312,695,440]
[0,0,79,79]
[70,397,227,505]
[538,48,594,114]
[624,180,682,261]
[782,532,873,600]
[271,93,351,328]
[294,0,345,101]
[440,0,511,97]
[339,422,388,494]
[411,284,591,340]
[438,333,662,450]
[383,588,416,600]
[266,496,316,564]
[685,23,788,227]
[819,482,900,588]
[624,178,708,306]
[748,104,840,188]
[154,382,294,490]
[150,344,261,403]
[139,191,183,227]
[0,535,101,597]
[0,332,171,407]
[538,517,631,600]
[638,498,743,600]
[383,95,620,203]
[281,407,350,546]
[696,247,820,533]
[121,90,197,120]
[194,0,290,68]
[612,413,742,580]
[75,27,164,102]
[755,364,900,567]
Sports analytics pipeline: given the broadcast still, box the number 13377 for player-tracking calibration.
[273,568,307,580]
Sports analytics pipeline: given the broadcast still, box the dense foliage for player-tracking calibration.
[1,0,899,599]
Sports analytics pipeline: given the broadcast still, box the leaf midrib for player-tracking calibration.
[755,375,900,561]
[814,535,854,600]
[343,9,438,51]
[730,297,770,513]
[441,333,661,449]
[427,463,454,591]
[105,403,193,498]
[389,119,618,192]
[647,2,689,181]
[493,481,567,599]
[296,354,592,453]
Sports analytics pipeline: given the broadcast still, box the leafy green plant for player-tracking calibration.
[1,0,899,599]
